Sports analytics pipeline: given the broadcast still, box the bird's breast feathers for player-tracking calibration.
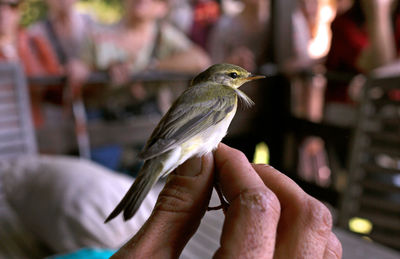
[160,102,238,177]
[182,102,237,157]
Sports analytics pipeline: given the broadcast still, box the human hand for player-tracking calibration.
[129,82,147,100]
[111,153,215,258]
[215,143,341,258]
[111,143,342,258]
[66,59,90,99]
[109,62,132,86]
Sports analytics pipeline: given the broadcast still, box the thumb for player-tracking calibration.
[112,153,214,259]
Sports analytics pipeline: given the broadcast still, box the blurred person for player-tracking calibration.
[28,0,99,99]
[281,0,331,188]
[29,0,97,67]
[335,0,353,15]
[86,0,210,80]
[326,0,400,103]
[190,0,221,50]
[208,0,270,72]
[165,0,194,35]
[27,0,102,159]
[0,0,62,127]
[0,0,61,76]
[207,0,270,137]
[286,0,329,123]
[79,0,211,169]
[82,0,211,116]
[285,0,320,75]
[299,0,319,41]
[258,0,323,123]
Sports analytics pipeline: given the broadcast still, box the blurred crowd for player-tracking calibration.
[1,0,400,127]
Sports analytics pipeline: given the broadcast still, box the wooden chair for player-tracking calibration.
[0,62,37,160]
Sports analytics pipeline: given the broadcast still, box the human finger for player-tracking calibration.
[252,164,336,259]
[323,232,342,259]
[109,66,121,85]
[110,64,129,85]
[111,153,214,259]
[213,143,281,259]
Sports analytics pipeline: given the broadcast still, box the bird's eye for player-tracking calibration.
[229,72,238,79]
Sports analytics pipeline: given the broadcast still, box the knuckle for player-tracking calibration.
[325,232,343,259]
[330,233,343,258]
[230,148,248,163]
[239,187,281,220]
[218,149,250,175]
[304,197,333,236]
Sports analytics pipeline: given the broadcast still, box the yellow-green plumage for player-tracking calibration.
[105,64,264,222]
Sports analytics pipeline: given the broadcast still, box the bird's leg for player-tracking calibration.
[207,171,229,213]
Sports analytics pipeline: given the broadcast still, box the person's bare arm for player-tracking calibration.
[155,46,211,73]
[358,0,397,71]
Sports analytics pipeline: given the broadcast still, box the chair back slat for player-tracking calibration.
[0,62,37,159]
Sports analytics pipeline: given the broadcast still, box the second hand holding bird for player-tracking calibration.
[105,63,265,222]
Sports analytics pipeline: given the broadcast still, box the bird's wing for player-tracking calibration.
[138,83,236,160]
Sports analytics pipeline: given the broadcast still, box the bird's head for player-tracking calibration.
[191,63,265,89]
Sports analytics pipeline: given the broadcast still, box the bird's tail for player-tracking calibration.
[105,161,162,223]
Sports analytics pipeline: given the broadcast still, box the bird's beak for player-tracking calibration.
[245,75,266,81]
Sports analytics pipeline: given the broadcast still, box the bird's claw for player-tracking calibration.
[207,201,229,213]
[208,178,230,214]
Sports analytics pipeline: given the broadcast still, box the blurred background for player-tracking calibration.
[0,0,399,258]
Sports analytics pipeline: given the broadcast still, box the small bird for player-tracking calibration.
[105,63,265,222]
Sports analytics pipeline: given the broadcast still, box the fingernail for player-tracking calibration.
[175,156,202,177]
[262,164,275,169]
